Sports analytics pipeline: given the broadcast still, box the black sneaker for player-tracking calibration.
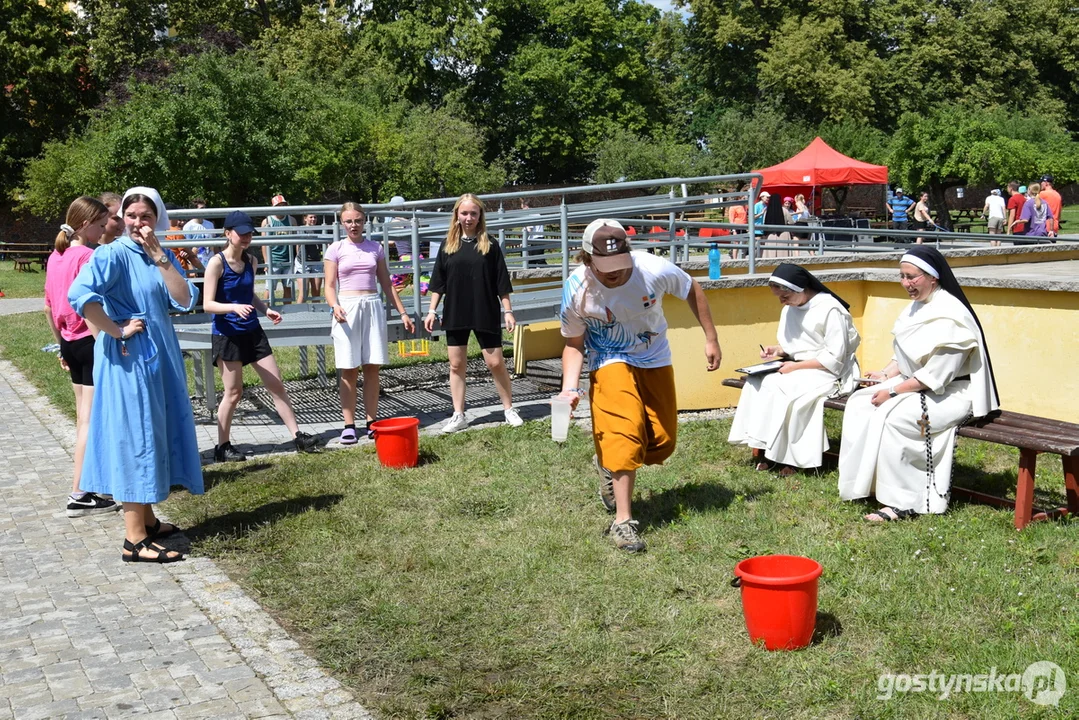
[67,492,120,518]
[214,442,248,463]
[294,431,319,453]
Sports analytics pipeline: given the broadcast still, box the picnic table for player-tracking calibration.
[5,247,50,271]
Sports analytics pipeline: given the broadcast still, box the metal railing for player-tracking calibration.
[160,173,1064,330]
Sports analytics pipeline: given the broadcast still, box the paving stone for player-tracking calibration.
[172,699,244,718]
[237,698,291,718]
[0,356,375,719]
[13,698,80,720]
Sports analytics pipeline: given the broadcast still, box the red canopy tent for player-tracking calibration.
[753,137,888,214]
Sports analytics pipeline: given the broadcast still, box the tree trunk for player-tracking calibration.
[928,179,963,229]
[928,182,950,229]
[255,0,270,27]
[826,186,849,214]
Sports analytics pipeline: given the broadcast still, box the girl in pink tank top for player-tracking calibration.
[44,196,120,517]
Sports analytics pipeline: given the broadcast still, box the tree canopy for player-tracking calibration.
[9,0,1079,216]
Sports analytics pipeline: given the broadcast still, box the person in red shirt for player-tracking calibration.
[1006,182,1027,235]
[1039,175,1062,237]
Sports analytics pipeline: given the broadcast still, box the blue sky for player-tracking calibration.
[644,0,688,15]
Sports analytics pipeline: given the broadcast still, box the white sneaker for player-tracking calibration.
[443,412,469,433]
[504,408,524,427]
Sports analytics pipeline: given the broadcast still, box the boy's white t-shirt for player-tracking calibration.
[560,251,692,371]
[984,195,1007,220]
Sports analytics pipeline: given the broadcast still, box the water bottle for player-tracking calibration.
[708,243,722,280]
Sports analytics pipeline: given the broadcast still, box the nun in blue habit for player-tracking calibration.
[69,186,203,563]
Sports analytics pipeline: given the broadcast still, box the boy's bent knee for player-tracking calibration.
[644,438,676,466]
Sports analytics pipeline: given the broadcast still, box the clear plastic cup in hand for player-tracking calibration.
[550,395,573,442]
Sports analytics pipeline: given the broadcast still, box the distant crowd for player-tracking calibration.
[711,174,1065,255]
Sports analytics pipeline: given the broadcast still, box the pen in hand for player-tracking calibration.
[760,344,767,358]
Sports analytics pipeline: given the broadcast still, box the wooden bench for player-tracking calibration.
[12,257,34,272]
[721,377,1079,529]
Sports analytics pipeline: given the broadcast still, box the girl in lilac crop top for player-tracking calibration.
[324,203,416,442]
[323,238,383,292]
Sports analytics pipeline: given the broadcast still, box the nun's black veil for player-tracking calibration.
[770,263,850,310]
[764,193,785,227]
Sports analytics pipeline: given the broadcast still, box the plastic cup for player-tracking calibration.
[550,396,573,442]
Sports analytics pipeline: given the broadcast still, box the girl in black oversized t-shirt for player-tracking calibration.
[424,194,523,433]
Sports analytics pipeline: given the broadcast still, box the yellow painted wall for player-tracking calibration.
[672,247,1079,278]
[514,321,564,375]
[517,278,1079,422]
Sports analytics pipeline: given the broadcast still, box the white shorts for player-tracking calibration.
[331,295,388,368]
[294,258,324,274]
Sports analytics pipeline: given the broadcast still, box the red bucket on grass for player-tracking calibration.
[733,555,822,651]
[370,417,420,468]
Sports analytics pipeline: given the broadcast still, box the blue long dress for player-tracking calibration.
[69,237,204,503]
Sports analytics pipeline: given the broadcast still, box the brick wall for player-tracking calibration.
[1,204,56,250]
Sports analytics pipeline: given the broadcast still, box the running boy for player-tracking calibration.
[558,219,722,552]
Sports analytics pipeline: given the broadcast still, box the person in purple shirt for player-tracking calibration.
[1019,182,1056,239]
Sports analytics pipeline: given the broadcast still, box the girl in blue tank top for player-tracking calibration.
[211,249,260,336]
[202,211,319,462]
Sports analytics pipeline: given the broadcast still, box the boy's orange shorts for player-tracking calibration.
[590,362,677,473]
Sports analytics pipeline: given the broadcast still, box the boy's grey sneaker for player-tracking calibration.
[606,519,645,553]
[66,492,120,518]
[593,454,616,513]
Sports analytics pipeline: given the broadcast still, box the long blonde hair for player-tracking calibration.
[55,196,108,253]
[443,193,490,255]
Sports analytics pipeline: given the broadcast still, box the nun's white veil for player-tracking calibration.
[120,187,170,233]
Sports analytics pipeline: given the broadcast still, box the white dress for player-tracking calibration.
[729,293,861,468]
[838,288,998,514]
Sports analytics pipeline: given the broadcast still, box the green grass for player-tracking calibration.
[151,418,1079,719]
[0,264,47,298]
[3,302,1077,718]
[0,311,78,417]
[1058,203,1079,233]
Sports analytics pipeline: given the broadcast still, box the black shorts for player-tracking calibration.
[60,336,95,386]
[444,329,502,350]
[212,328,273,366]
